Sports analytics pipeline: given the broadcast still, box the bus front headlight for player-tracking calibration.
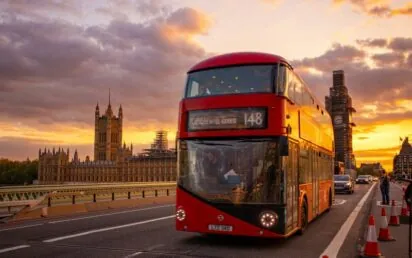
[176,208,186,221]
[259,211,278,228]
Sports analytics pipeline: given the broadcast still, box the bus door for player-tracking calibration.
[283,140,299,233]
[312,150,319,217]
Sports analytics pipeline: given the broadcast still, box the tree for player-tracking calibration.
[0,158,38,185]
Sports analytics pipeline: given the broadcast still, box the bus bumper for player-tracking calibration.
[175,188,286,238]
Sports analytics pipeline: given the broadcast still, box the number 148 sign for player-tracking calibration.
[243,111,265,127]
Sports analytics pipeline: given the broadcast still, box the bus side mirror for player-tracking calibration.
[280,137,289,156]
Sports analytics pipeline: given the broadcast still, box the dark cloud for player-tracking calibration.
[388,37,412,52]
[368,5,391,17]
[292,38,412,128]
[137,0,170,17]
[357,136,369,140]
[0,3,210,128]
[333,0,412,17]
[356,38,388,48]
[96,0,171,21]
[294,43,366,72]
[0,0,83,21]
[372,52,405,67]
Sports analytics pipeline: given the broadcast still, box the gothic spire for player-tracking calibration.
[106,88,113,116]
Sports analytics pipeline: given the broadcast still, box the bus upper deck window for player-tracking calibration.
[276,63,287,95]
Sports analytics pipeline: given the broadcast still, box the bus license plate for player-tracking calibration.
[208,224,233,232]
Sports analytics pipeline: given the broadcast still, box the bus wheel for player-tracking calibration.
[297,200,308,235]
[327,190,332,211]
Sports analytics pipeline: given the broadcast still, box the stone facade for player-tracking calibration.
[38,100,177,184]
[325,70,356,170]
[393,137,412,178]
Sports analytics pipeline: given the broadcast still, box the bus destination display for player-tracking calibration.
[188,108,267,131]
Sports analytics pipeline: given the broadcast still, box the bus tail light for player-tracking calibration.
[176,208,186,221]
[259,211,278,228]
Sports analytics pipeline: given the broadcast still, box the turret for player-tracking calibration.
[95,102,100,117]
[74,149,79,162]
[38,148,41,157]
[119,105,123,120]
[53,147,55,155]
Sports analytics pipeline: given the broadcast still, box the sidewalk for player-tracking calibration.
[367,182,411,258]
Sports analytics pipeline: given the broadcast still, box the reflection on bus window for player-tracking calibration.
[185,65,277,98]
[178,138,284,204]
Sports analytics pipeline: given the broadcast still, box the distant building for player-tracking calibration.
[38,99,177,184]
[325,70,356,170]
[393,137,412,178]
[94,92,124,162]
[360,163,384,176]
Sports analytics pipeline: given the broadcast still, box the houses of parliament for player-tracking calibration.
[37,98,177,184]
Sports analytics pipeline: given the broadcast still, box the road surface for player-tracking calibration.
[0,184,375,258]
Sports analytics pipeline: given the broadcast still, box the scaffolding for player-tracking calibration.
[150,130,168,151]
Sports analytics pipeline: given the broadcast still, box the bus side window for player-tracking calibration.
[294,79,303,105]
[286,68,295,103]
[277,63,287,94]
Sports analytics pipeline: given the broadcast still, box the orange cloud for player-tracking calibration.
[333,0,412,17]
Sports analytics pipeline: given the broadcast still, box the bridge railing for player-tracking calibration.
[0,183,177,220]
[0,182,177,202]
[41,186,176,207]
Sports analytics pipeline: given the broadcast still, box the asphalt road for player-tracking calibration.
[0,183,375,258]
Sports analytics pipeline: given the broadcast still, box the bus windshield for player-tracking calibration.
[177,138,284,204]
[185,65,277,98]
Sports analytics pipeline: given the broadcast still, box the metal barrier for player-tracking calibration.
[0,182,176,202]
[42,187,176,207]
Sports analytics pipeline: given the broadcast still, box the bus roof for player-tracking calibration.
[188,52,292,73]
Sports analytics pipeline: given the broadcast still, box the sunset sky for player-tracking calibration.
[0,0,411,171]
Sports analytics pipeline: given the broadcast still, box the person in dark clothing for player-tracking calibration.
[203,150,223,180]
[380,172,390,205]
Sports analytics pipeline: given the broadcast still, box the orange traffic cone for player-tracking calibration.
[389,200,400,226]
[378,207,395,241]
[401,198,409,216]
[362,215,382,257]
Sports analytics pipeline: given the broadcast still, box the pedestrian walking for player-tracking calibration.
[380,171,390,205]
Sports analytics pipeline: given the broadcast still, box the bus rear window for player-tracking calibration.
[185,65,277,98]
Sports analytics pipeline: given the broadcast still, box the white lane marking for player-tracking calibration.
[333,199,347,206]
[124,251,143,257]
[48,204,174,224]
[0,223,43,232]
[43,215,175,243]
[0,245,30,254]
[320,183,376,258]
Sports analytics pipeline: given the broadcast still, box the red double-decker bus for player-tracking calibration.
[175,52,334,238]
